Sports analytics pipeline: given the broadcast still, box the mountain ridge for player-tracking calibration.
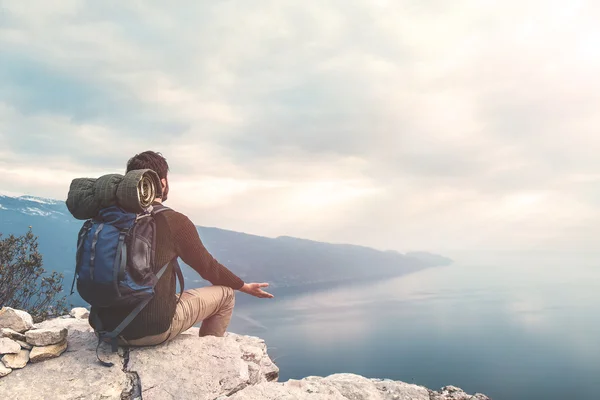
[0,193,452,305]
[0,193,451,260]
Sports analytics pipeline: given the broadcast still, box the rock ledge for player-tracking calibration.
[0,312,491,400]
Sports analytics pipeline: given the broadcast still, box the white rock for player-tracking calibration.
[0,328,26,342]
[229,374,491,400]
[0,307,33,333]
[33,315,92,332]
[0,319,124,398]
[0,362,11,377]
[25,328,68,346]
[430,385,491,400]
[29,340,68,362]
[69,308,90,319]
[0,338,21,355]
[126,329,279,400]
[229,373,431,400]
[1,349,30,369]
[0,316,491,400]
[15,340,32,350]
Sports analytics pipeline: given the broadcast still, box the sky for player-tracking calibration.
[1,0,600,260]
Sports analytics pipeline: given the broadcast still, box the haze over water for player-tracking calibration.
[230,259,600,400]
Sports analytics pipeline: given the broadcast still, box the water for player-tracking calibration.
[228,262,600,400]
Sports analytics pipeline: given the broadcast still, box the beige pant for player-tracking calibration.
[120,285,235,347]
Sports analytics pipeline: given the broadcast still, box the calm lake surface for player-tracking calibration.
[229,261,600,400]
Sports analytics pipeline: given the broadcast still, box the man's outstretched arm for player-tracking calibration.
[171,213,273,298]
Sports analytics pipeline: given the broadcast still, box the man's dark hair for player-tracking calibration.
[126,151,170,180]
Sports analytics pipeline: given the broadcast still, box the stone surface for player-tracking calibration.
[32,315,91,331]
[127,329,279,400]
[0,328,26,342]
[0,318,280,399]
[15,340,32,350]
[1,349,30,369]
[229,374,431,400]
[0,308,33,333]
[0,314,491,400]
[229,374,491,400]
[70,308,90,320]
[29,340,68,362]
[0,318,124,398]
[0,363,11,378]
[430,385,491,400]
[25,328,68,346]
[0,338,21,355]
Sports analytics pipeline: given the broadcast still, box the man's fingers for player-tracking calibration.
[258,289,274,298]
[244,282,273,298]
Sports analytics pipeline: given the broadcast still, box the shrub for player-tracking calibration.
[0,227,68,322]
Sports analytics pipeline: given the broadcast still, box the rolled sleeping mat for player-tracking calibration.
[66,169,163,219]
[115,169,163,214]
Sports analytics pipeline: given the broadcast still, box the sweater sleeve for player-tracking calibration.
[169,212,244,290]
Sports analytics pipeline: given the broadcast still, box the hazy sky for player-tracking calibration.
[2,1,600,258]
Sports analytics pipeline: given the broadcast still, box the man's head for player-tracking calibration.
[126,151,170,201]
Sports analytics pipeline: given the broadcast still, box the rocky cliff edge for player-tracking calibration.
[0,311,490,400]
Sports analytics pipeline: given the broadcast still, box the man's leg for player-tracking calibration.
[171,285,236,338]
[120,285,235,347]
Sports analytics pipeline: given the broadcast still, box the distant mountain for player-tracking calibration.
[0,194,452,305]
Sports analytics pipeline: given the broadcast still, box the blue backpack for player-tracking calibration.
[71,204,184,366]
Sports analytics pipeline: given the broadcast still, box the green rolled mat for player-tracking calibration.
[66,177,98,220]
[116,169,162,214]
[66,169,163,220]
[95,174,123,209]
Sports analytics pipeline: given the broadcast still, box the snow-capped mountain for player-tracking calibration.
[0,194,68,218]
[0,194,85,304]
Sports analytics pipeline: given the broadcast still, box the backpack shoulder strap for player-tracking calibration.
[173,260,185,306]
[150,204,171,215]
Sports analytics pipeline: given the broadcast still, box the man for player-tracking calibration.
[90,150,273,346]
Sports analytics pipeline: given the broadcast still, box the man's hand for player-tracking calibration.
[240,283,274,299]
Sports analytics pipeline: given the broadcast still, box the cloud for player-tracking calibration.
[2,0,600,259]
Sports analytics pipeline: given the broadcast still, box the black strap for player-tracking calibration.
[69,275,77,297]
[151,204,171,215]
[73,221,92,288]
[89,223,104,281]
[151,204,184,302]
[71,220,93,295]
[93,261,171,367]
[174,261,185,306]
[91,310,115,367]
[95,338,114,367]
[117,233,127,281]
[155,259,170,280]
[103,295,153,342]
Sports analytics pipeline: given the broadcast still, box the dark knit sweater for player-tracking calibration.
[90,206,244,339]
